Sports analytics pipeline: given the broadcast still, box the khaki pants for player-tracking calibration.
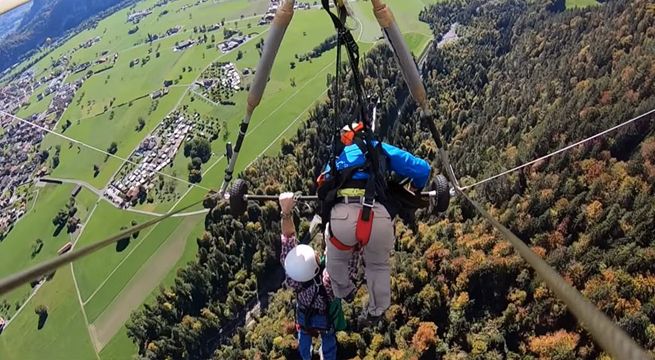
[326,202,394,317]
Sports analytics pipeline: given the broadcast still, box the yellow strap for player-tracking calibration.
[337,188,366,197]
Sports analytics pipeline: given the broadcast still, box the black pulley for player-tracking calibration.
[228,179,249,217]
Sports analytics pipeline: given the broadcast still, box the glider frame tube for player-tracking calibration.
[220,0,296,195]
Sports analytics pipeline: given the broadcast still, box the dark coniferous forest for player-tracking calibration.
[126,0,655,358]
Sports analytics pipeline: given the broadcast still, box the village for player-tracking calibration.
[0,68,82,237]
[105,114,193,207]
[258,0,312,25]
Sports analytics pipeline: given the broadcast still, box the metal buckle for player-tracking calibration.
[361,198,375,207]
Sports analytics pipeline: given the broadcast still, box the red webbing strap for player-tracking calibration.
[355,209,374,247]
[329,236,355,251]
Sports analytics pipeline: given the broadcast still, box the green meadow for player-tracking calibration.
[0,184,97,321]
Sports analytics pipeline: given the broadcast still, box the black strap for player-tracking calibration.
[320,0,369,126]
[352,132,383,221]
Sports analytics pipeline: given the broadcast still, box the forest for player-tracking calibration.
[126,0,655,358]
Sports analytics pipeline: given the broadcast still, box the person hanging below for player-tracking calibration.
[278,192,357,360]
[317,121,432,327]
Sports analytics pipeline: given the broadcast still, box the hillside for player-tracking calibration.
[0,0,124,71]
[0,1,31,40]
[125,0,655,358]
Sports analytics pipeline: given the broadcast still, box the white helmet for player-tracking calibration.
[284,244,319,282]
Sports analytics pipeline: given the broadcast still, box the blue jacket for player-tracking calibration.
[322,141,431,188]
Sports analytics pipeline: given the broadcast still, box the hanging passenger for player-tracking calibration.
[317,122,431,327]
[278,192,356,360]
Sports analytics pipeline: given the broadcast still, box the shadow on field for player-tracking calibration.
[37,313,48,330]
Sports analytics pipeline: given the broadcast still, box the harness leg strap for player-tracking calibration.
[329,236,356,251]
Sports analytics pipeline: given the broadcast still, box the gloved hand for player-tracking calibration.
[279,192,296,215]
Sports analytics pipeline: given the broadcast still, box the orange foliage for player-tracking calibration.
[614,297,641,317]
[580,159,605,182]
[491,241,513,257]
[583,269,620,312]
[531,246,546,258]
[412,322,438,353]
[452,292,469,311]
[621,66,635,84]
[529,330,580,359]
[585,200,603,222]
[282,320,296,335]
[634,274,655,298]
[641,137,655,172]
[539,189,554,202]
[451,256,466,273]
[181,315,195,328]
[455,250,486,288]
[456,231,496,252]
[425,242,450,272]
[385,304,405,323]
[599,90,612,105]
[575,79,590,91]
[547,231,566,249]
[534,286,550,301]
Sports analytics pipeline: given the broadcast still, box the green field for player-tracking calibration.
[0,0,438,358]
[566,0,599,8]
[0,268,97,360]
[81,216,182,322]
[0,184,97,321]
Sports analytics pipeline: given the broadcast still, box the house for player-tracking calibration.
[128,10,152,23]
[150,88,169,99]
[126,186,141,201]
[57,242,73,255]
[166,26,181,36]
[174,39,195,51]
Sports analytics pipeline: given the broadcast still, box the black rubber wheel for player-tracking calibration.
[431,174,450,213]
[228,179,248,217]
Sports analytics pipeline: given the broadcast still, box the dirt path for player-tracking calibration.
[89,214,201,350]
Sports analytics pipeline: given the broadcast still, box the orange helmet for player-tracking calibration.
[340,121,364,146]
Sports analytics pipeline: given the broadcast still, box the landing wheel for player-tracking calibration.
[430,174,450,213]
[228,179,248,217]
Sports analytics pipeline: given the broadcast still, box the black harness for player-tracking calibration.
[317,0,396,223]
[295,265,331,333]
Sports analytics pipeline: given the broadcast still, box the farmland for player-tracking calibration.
[0,0,439,358]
